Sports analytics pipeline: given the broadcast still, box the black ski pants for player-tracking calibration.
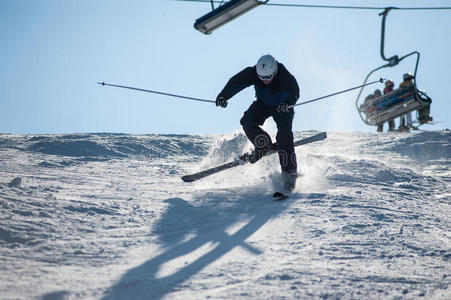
[240,100,297,173]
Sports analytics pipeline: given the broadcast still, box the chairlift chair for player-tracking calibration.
[355,8,432,127]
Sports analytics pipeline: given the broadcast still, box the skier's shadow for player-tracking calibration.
[102,190,290,299]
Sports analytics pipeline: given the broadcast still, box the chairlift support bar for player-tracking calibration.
[378,7,420,76]
[380,7,399,66]
[194,0,268,34]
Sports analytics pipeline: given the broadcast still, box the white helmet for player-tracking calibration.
[256,54,278,81]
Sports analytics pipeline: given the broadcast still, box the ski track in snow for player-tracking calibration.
[0,131,449,299]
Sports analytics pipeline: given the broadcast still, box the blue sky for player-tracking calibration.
[1,0,450,134]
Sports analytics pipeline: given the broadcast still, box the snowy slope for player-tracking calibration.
[0,131,450,300]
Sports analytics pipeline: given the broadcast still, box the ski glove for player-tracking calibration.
[276,103,291,113]
[215,96,228,108]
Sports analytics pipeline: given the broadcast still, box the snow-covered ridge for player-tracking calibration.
[0,130,449,164]
[0,130,449,299]
[382,130,451,161]
[0,133,213,168]
[1,133,211,157]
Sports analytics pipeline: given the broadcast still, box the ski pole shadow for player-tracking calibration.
[102,189,290,299]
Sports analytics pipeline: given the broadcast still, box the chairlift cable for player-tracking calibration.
[263,2,451,10]
[176,0,451,11]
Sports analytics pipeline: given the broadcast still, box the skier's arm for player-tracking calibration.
[283,78,300,106]
[276,64,300,107]
[217,67,255,101]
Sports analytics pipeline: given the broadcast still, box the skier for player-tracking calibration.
[215,54,300,191]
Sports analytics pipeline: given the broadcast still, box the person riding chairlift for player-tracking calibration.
[398,73,415,131]
[381,80,396,132]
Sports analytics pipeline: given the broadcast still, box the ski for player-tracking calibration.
[181,132,327,182]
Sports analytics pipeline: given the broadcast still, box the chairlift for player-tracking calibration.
[194,0,268,34]
[355,8,432,128]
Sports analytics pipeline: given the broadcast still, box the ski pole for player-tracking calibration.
[97,82,215,104]
[290,78,384,108]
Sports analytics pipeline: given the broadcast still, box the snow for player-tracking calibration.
[0,130,450,299]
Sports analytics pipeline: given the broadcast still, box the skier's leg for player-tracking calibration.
[406,111,413,129]
[272,110,296,173]
[240,101,272,151]
[388,119,395,131]
[272,110,297,191]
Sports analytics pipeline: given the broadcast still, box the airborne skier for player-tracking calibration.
[215,54,300,191]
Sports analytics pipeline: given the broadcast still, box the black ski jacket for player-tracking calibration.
[217,63,299,107]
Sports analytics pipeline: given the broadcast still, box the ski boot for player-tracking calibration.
[282,170,298,192]
[240,143,278,164]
